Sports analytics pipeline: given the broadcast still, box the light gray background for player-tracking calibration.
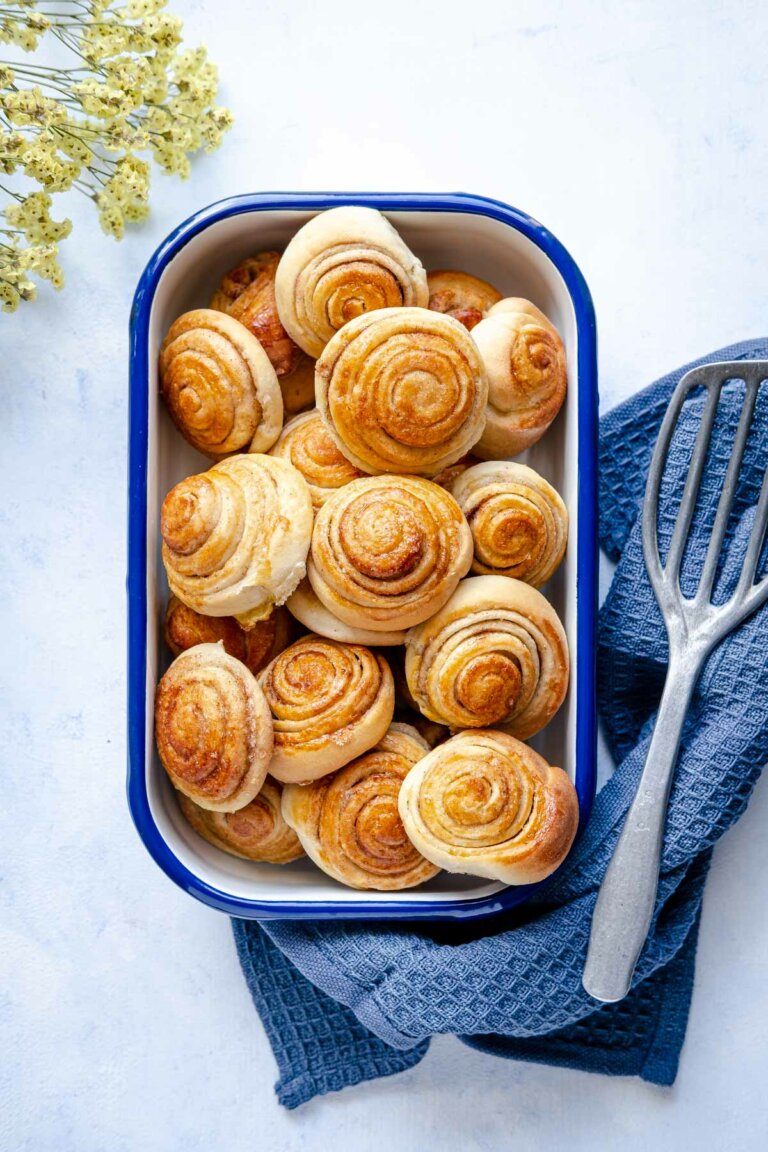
[2,2,767,1149]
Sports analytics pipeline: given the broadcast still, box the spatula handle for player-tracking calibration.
[582,657,700,1003]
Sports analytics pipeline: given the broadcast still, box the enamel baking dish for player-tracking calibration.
[127,191,598,920]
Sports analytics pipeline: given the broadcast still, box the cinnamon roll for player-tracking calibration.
[177,781,304,863]
[449,461,568,586]
[471,298,567,458]
[398,729,579,885]
[160,453,313,628]
[155,642,273,811]
[210,251,302,379]
[286,578,407,646]
[308,475,473,632]
[316,307,488,476]
[275,206,429,357]
[404,575,569,739]
[159,309,283,458]
[258,635,395,783]
[164,596,294,676]
[281,723,439,890]
[269,409,364,510]
[427,270,502,331]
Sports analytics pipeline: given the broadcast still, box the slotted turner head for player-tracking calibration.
[643,360,768,653]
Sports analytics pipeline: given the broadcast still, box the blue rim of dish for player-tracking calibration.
[127,191,598,920]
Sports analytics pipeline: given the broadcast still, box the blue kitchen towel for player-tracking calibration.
[234,338,768,1109]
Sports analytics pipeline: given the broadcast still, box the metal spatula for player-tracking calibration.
[583,360,768,1003]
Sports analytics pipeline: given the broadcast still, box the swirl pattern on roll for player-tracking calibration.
[398,729,579,885]
[281,723,439,889]
[471,298,567,459]
[316,307,488,476]
[449,461,568,586]
[270,409,364,509]
[274,206,429,358]
[155,642,273,811]
[159,309,283,458]
[404,575,569,740]
[177,781,304,863]
[427,269,502,331]
[286,578,407,646]
[160,453,313,628]
[164,595,294,675]
[258,635,395,783]
[308,475,473,632]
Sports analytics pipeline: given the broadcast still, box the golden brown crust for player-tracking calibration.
[398,729,578,885]
[449,461,568,586]
[155,642,273,811]
[308,475,473,632]
[427,270,502,331]
[471,298,567,459]
[274,206,429,358]
[159,309,283,458]
[210,252,302,379]
[404,575,569,740]
[269,409,364,510]
[160,454,313,627]
[281,723,439,889]
[177,781,304,863]
[315,307,488,476]
[258,635,395,783]
[164,596,294,675]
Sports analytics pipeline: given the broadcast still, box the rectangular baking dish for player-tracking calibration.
[127,191,598,920]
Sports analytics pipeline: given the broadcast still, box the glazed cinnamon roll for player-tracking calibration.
[286,578,407,646]
[471,298,567,458]
[274,206,429,357]
[316,307,488,476]
[160,453,313,628]
[155,643,273,811]
[159,309,283,458]
[427,270,502,331]
[449,461,568,586]
[404,575,569,739]
[398,729,578,885]
[308,475,473,632]
[164,596,294,675]
[269,409,364,509]
[281,723,439,890]
[177,781,304,864]
[210,251,302,378]
[258,635,395,783]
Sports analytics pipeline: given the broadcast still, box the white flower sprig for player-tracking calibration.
[0,0,233,311]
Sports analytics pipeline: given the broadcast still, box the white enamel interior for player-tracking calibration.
[142,205,580,908]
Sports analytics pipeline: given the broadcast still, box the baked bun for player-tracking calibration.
[281,723,439,890]
[449,461,568,586]
[427,269,502,330]
[258,635,395,783]
[159,309,283,458]
[315,307,488,476]
[286,578,407,646]
[164,595,293,675]
[275,206,428,357]
[404,575,569,739]
[160,453,313,629]
[210,251,301,379]
[398,729,578,884]
[269,409,363,509]
[155,642,273,811]
[471,298,567,459]
[177,781,304,863]
[308,475,473,632]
